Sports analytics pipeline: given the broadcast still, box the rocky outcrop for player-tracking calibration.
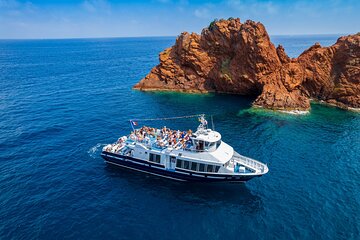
[134,18,360,111]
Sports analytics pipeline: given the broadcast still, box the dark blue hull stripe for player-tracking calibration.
[101,152,256,182]
[103,151,165,168]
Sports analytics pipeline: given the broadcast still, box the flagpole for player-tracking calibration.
[130,120,136,132]
[130,120,137,142]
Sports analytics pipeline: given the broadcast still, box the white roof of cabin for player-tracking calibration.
[193,129,221,142]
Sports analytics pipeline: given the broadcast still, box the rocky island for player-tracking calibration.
[134,18,360,112]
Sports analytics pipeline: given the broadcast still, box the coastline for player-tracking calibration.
[311,100,360,113]
[252,105,309,115]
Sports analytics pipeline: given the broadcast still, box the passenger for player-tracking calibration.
[159,140,165,148]
[137,132,143,141]
[187,129,192,136]
[150,128,156,137]
[129,132,136,141]
[181,140,186,149]
[162,126,167,135]
[186,140,192,149]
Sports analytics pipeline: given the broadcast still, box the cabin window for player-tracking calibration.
[183,160,190,169]
[206,164,214,172]
[191,162,198,171]
[216,140,221,148]
[149,153,161,163]
[199,163,205,172]
[176,159,182,168]
[194,140,205,151]
[215,166,220,172]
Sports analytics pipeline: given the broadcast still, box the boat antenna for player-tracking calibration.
[211,115,215,131]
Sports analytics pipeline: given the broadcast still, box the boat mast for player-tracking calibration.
[211,115,215,130]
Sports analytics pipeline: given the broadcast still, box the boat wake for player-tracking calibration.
[88,143,106,159]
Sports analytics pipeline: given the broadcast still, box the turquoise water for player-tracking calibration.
[0,36,359,239]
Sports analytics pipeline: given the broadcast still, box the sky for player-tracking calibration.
[0,0,359,39]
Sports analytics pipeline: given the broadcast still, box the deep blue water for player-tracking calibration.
[0,35,359,239]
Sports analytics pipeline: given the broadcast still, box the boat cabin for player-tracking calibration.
[190,129,221,152]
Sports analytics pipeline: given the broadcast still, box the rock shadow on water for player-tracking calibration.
[140,91,256,115]
[104,164,263,215]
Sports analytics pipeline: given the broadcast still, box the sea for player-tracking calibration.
[0,35,359,240]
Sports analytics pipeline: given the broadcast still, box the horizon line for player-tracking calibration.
[0,33,352,41]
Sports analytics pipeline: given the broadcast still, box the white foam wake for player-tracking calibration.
[88,143,106,159]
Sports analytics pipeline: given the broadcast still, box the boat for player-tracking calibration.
[101,114,269,182]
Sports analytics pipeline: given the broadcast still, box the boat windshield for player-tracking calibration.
[192,139,219,152]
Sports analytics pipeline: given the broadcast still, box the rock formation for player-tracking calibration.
[134,18,360,111]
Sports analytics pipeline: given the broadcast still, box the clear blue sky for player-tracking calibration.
[0,0,359,39]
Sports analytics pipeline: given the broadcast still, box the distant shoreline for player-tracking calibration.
[0,33,349,41]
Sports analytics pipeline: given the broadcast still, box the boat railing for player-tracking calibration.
[130,138,210,153]
[232,155,268,173]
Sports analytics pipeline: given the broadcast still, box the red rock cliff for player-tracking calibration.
[134,18,360,111]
